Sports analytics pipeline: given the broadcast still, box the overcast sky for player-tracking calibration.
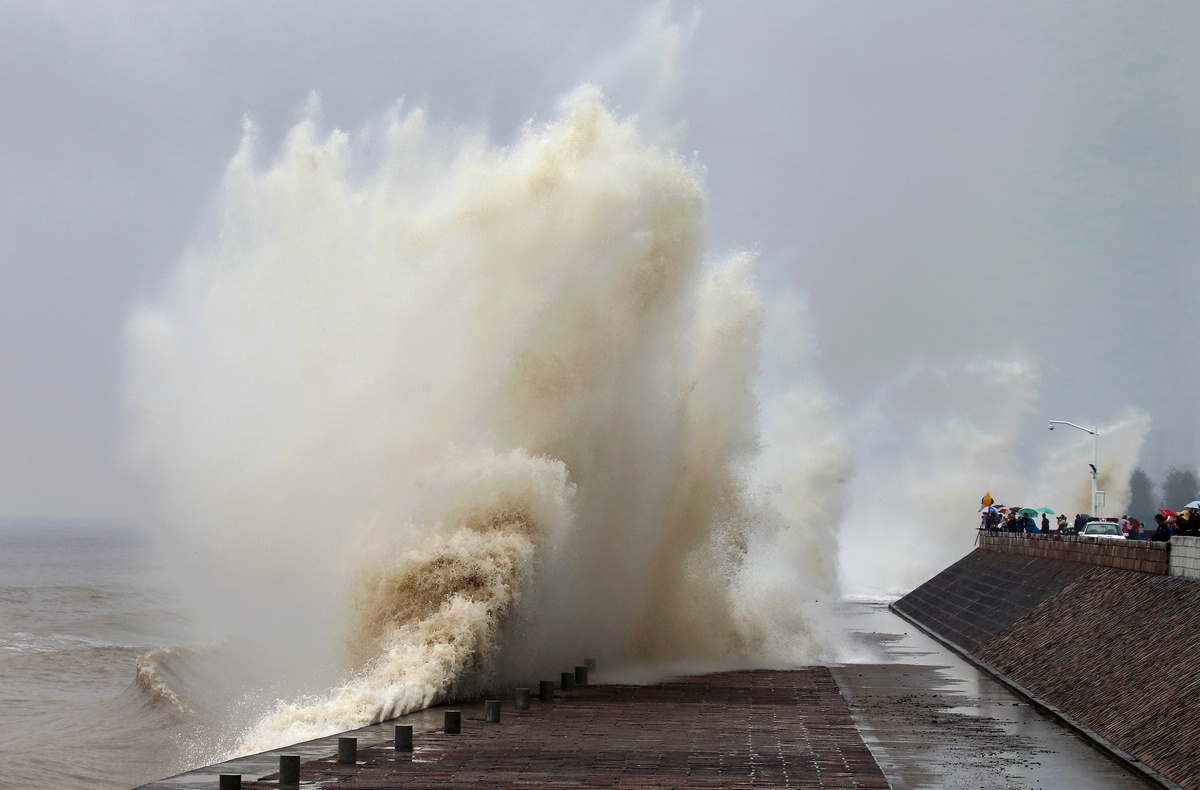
[1,0,1195,518]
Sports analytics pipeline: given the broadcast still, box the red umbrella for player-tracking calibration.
[1160,508,1177,518]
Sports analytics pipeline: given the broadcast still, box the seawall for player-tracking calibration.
[134,670,889,790]
[977,531,1170,574]
[892,533,1200,790]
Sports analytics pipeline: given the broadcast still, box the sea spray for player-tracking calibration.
[126,87,840,755]
[1028,409,1150,517]
[752,291,854,598]
[236,450,573,751]
[756,382,852,595]
[837,357,1150,595]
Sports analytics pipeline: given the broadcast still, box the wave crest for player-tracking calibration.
[237,451,571,752]
[135,646,194,717]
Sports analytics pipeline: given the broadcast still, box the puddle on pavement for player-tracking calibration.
[830,601,1154,790]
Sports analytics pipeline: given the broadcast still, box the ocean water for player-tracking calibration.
[0,520,201,790]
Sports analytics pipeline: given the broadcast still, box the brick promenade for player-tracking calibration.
[233,668,888,790]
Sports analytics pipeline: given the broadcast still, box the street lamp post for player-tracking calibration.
[1048,420,1099,517]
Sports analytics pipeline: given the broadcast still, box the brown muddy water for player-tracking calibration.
[0,518,1156,790]
[832,600,1154,789]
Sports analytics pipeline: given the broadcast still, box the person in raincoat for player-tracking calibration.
[1150,513,1172,542]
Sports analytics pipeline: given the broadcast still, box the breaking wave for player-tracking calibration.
[237,452,572,750]
[126,87,840,756]
[135,646,196,717]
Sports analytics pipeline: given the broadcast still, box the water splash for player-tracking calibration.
[838,356,1150,595]
[126,87,839,755]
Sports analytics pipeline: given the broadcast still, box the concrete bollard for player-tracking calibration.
[337,736,357,764]
[278,755,300,786]
[539,679,555,701]
[218,775,241,790]
[574,665,588,685]
[585,657,596,672]
[514,687,531,710]
[394,724,413,752]
[561,671,576,692]
[485,699,501,723]
[444,710,462,734]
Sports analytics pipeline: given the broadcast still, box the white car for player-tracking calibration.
[1080,521,1126,540]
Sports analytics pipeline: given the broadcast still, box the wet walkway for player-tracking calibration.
[831,601,1156,789]
[140,669,889,790]
[138,602,1161,790]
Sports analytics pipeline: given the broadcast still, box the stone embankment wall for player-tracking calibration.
[1170,535,1200,580]
[979,531,1169,574]
[893,546,1200,790]
[893,548,1091,651]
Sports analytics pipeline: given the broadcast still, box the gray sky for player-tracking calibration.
[1,0,1195,518]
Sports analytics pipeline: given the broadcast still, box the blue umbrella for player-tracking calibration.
[979,506,998,514]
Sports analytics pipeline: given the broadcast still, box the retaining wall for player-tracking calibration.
[979,531,1170,574]
[1170,535,1200,580]
[892,548,1090,651]
[893,548,1200,789]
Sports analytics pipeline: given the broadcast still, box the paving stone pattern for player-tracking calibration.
[242,669,889,790]
[891,548,1090,651]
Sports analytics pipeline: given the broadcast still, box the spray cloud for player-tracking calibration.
[126,87,839,752]
[837,356,1150,595]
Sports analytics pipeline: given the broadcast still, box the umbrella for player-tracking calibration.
[979,506,998,514]
[1160,509,1177,518]
[1036,507,1055,514]
[1183,501,1200,510]
[1018,507,1039,517]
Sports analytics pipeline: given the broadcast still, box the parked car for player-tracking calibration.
[1080,520,1125,540]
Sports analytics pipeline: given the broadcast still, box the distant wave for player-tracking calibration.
[0,631,140,654]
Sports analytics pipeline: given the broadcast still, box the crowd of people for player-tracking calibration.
[977,492,1200,542]
[1143,508,1200,539]
[978,507,1050,534]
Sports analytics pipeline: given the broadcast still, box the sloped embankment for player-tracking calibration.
[893,548,1200,789]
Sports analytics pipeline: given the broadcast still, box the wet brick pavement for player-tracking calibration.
[236,668,889,790]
